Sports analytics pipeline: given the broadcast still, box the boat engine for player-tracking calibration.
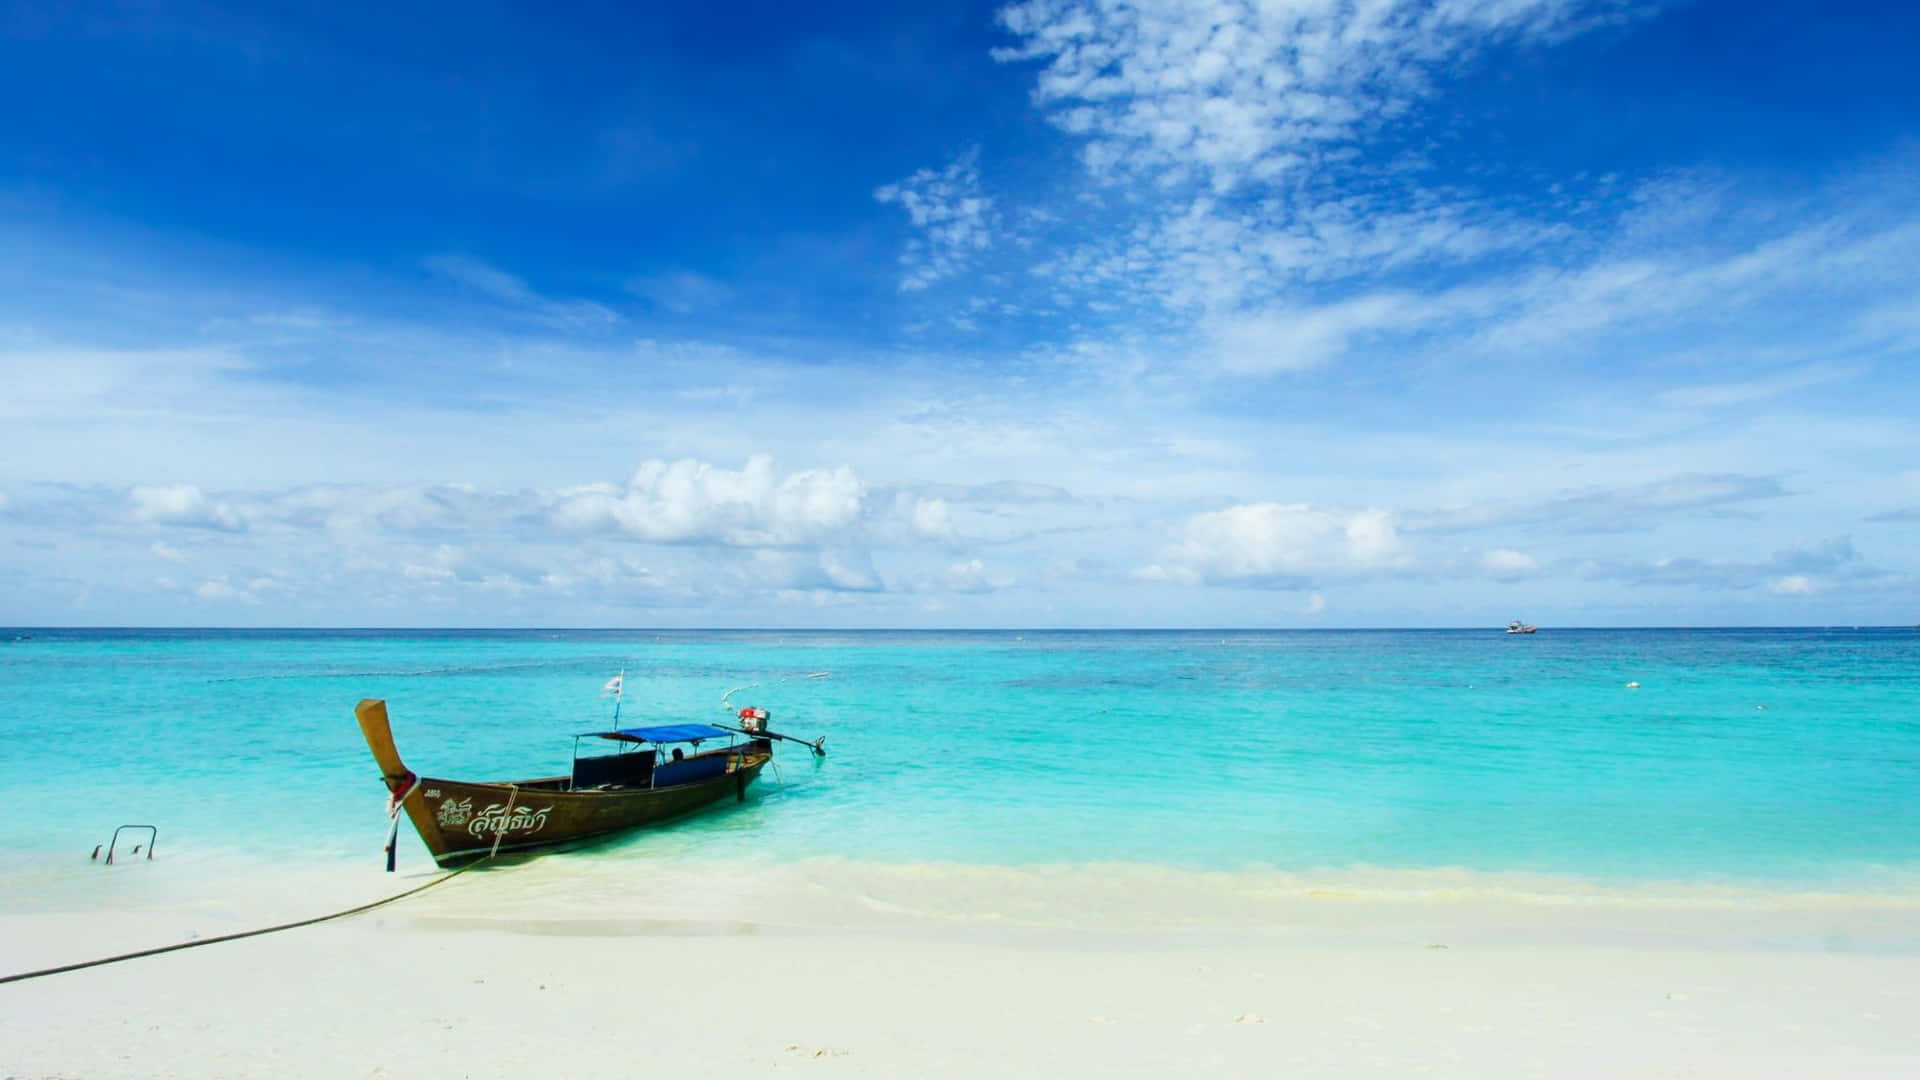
[737,706,770,734]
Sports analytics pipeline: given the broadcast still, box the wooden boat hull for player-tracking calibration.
[357,699,769,868]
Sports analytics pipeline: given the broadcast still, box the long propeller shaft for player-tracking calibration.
[731,726,826,757]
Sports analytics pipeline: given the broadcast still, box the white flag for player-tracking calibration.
[601,674,623,697]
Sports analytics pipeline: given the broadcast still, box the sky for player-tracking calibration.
[1,0,1917,628]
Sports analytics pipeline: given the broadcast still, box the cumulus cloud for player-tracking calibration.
[866,479,1104,549]
[1769,575,1815,596]
[1481,548,1539,578]
[743,549,884,593]
[62,456,875,564]
[194,578,259,603]
[913,558,1015,594]
[130,484,246,532]
[1143,502,1407,587]
[550,456,865,547]
[909,497,958,543]
[875,148,995,291]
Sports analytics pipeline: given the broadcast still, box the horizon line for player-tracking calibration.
[5,624,1915,633]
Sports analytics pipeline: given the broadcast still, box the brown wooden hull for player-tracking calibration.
[406,761,767,866]
[356,699,770,868]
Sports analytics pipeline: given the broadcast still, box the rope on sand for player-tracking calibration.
[0,857,490,987]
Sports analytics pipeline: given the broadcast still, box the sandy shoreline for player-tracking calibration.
[5,856,1919,1077]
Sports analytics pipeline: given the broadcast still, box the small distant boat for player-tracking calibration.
[1505,620,1538,634]
[356,690,823,870]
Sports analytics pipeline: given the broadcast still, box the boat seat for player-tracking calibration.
[650,754,729,788]
[571,749,655,790]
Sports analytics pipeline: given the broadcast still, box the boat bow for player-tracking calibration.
[356,699,443,869]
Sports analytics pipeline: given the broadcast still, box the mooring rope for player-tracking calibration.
[0,856,490,987]
[488,784,520,860]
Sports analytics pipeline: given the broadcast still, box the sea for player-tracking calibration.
[3,627,1918,938]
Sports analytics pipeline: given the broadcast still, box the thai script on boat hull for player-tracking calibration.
[435,796,471,827]
[467,802,553,837]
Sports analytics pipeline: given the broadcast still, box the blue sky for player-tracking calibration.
[2,0,1917,627]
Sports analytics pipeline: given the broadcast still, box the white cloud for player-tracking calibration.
[1146,502,1407,587]
[996,0,1636,195]
[130,484,246,532]
[909,497,957,543]
[965,0,1920,405]
[6,125,1920,629]
[1481,548,1540,577]
[744,549,883,593]
[875,148,995,291]
[982,0,1645,330]
[1769,575,1815,596]
[194,578,258,603]
[1303,592,1326,614]
[549,456,865,547]
[149,540,185,562]
[917,558,1015,594]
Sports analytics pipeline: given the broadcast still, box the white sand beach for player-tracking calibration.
[5,855,1919,1078]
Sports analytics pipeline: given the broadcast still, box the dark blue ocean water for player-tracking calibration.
[1,628,1916,889]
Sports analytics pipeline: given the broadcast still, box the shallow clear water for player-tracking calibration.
[2,628,1916,891]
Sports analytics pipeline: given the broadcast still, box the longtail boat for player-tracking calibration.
[356,695,823,869]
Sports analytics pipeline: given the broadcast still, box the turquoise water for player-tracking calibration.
[1,628,1916,889]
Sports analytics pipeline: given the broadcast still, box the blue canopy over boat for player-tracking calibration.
[597,722,735,744]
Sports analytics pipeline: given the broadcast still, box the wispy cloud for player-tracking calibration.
[6,2,1920,627]
[1580,536,1876,593]
[424,254,621,329]
[627,269,734,315]
[1655,365,1863,409]
[1412,474,1789,535]
[996,0,1644,195]
[874,148,995,291]
[978,0,1643,329]
[852,0,1920,403]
